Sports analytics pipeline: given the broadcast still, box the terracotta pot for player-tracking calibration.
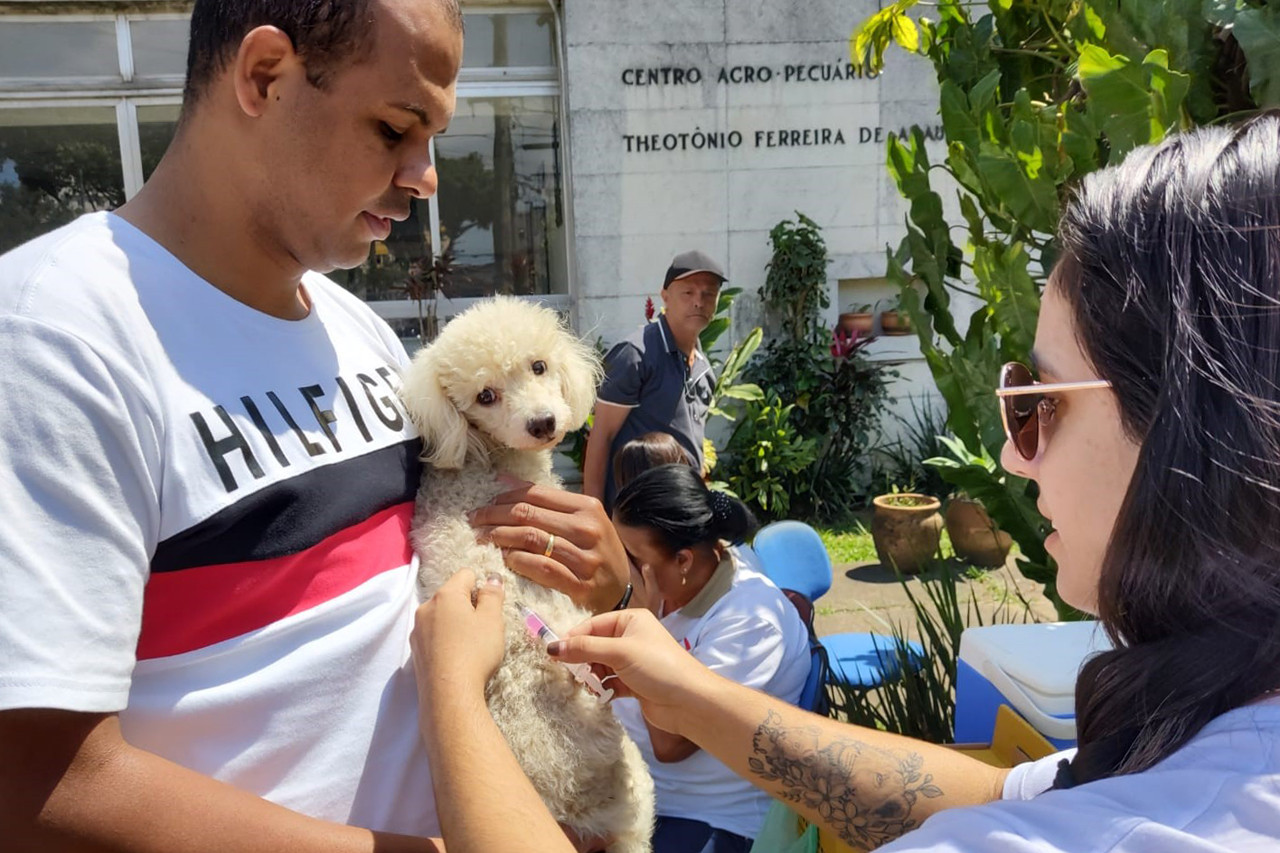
[879,310,912,335]
[871,493,943,574]
[945,498,1013,568]
[838,312,875,336]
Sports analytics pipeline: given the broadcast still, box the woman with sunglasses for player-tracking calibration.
[411,115,1280,852]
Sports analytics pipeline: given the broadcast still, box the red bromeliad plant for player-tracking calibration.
[830,326,873,359]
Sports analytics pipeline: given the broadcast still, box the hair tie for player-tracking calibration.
[1051,758,1077,790]
[709,490,733,522]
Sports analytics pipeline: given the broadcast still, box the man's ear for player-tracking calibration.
[231,25,301,118]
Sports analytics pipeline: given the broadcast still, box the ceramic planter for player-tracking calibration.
[871,493,943,574]
[944,498,1013,568]
[838,312,875,336]
[879,310,912,335]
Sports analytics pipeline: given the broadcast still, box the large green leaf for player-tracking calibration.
[1077,46,1189,161]
[975,141,1059,234]
[1077,43,1150,158]
[1232,7,1280,108]
[720,383,764,401]
[972,241,1040,357]
[940,80,981,152]
[891,13,920,51]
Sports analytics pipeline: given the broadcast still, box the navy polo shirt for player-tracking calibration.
[597,315,716,509]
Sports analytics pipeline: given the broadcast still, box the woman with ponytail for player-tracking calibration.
[611,463,811,853]
[413,116,1280,852]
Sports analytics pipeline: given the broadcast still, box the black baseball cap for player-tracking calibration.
[663,250,728,288]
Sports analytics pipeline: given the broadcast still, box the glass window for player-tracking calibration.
[131,19,190,78]
[0,21,120,80]
[338,94,568,349]
[461,13,555,68]
[0,106,124,254]
[435,96,567,297]
[333,193,442,350]
[137,103,181,181]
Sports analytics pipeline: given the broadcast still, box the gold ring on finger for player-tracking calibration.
[542,533,557,558]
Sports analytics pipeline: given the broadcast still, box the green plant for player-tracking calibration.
[850,0,1280,614]
[733,214,894,521]
[559,336,607,472]
[827,561,1040,743]
[873,395,950,500]
[698,286,765,475]
[699,286,766,424]
[722,394,820,518]
[746,332,891,520]
[878,491,935,508]
[744,217,903,520]
[707,326,764,425]
[925,435,1082,616]
[390,245,455,344]
[761,213,830,343]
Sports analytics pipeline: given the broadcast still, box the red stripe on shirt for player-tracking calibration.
[137,501,414,660]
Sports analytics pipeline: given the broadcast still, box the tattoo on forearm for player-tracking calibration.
[746,711,944,849]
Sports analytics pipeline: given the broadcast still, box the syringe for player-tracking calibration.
[520,605,614,705]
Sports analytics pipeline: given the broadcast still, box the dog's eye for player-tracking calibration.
[476,389,498,406]
[531,360,547,376]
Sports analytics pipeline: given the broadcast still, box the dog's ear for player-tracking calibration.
[399,349,473,469]
[555,330,603,430]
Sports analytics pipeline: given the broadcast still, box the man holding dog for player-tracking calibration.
[0,1,627,850]
[583,250,726,511]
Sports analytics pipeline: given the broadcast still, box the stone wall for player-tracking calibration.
[562,0,965,451]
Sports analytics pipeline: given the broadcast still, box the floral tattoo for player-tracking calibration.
[746,711,944,848]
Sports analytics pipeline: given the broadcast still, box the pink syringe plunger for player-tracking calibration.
[520,606,614,704]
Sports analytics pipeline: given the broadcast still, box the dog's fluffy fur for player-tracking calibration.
[400,296,654,853]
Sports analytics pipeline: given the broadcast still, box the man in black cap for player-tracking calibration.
[584,250,726,511]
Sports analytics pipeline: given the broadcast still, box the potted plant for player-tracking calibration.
[878,296,913,335]
[944,493,1014,567]
[924,436,1016,567]
[871,488,943,574]
[838,302,876,336]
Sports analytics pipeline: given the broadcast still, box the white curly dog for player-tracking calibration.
[400,296,654,853]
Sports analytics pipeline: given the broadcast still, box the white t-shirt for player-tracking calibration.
[0,213,438,835]
[878,698,1280,851]
[614,557,811,840]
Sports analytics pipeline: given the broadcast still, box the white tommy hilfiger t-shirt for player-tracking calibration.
[0,213,437,835]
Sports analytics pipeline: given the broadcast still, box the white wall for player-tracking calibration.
[562,0,962,449]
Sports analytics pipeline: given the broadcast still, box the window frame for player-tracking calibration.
[0,5,574,322]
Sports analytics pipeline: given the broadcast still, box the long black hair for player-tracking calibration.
[612,464,757,552]
[1053,113,1280,785]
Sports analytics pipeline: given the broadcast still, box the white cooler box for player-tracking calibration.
[954,622,1111,750]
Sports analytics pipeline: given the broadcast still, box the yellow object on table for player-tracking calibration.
[801,706,1056,853]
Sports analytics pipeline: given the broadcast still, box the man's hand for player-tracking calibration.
[470,483,629,614]
[411,569,506,724]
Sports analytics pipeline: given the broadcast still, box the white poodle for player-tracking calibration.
[400,296,654,853]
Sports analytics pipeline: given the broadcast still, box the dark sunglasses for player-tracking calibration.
[996,362,1113,460]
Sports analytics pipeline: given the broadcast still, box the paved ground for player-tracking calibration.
[812,555,1061,641]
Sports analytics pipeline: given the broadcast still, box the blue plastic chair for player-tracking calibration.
[753,520,924,691]
[751,521,832,602]
[797,638,831,713]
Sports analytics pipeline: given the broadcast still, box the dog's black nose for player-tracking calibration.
[526,414,557,441]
